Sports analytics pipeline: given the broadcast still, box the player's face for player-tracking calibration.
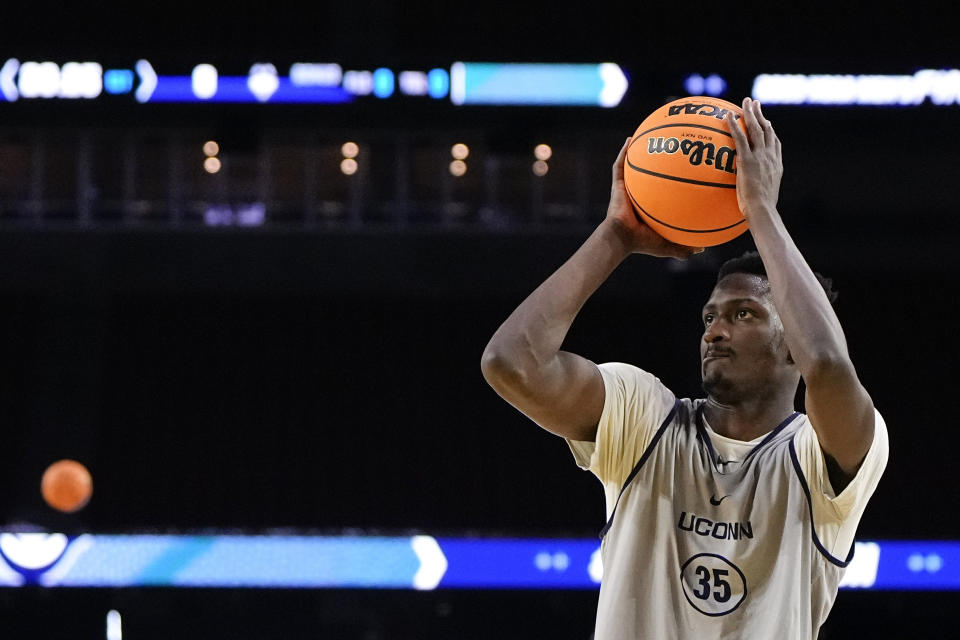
[700,273,793,401]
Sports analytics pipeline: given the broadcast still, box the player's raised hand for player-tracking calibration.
[725,97,783,217]
[606,138,704,259]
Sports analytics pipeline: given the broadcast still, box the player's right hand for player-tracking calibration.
[606,138,704,260]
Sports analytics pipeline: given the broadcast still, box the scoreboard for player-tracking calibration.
[3,55,960,109]
[1,58,630,107]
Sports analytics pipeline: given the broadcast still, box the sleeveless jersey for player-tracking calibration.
[594,398,854,640]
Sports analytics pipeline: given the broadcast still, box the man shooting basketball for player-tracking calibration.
[480,97,888,638]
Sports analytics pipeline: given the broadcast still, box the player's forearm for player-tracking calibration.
[747,206,851,373]
[482,219,631,379]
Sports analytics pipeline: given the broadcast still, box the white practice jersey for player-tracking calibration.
[568,363,888,640]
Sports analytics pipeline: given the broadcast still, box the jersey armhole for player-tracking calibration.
[788,438,855,568]
[599,399,680,539]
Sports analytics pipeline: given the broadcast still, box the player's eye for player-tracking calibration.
[736,309,751,320]
[703,313,714,326]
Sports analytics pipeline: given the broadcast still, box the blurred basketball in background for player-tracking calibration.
[625,96,748,247]
[41,459,93,513]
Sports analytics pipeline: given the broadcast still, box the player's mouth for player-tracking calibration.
[703,350,732,362]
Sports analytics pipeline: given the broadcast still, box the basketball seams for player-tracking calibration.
[627,188,746,234]
[625,162,737,189]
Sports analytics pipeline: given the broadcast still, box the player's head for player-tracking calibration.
[700,251,838,403]
[715,252,838,303]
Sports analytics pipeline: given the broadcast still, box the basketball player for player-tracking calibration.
[480,97,888,638]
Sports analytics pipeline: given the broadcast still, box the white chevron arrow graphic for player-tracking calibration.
[599,63,628,108]
[411,535,447,590]
[135,59,157,103]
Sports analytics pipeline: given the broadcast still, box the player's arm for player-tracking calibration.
[726,98,875,484]
[481,140,700,442]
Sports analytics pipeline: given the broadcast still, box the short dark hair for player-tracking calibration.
[717,250,838,305]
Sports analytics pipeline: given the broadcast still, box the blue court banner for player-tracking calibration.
[0,533,955,591]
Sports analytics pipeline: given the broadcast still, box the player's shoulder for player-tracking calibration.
[597,362,675,391]
[597,361,657,380]
[793,406,889,445]
[597,362,678,407]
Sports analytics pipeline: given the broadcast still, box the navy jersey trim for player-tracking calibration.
[599,399,681,540]
[788,438,856,568]
[694,403,721,468]
[695,406,800,470]
[744,411,801,461]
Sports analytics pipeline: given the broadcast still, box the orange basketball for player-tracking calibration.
[625,96,748,247]
[41,459,93,513]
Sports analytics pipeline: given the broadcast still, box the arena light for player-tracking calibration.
[340,158,358,175]
[534,144,552,161]
[449,160,467,177]
[751,69,960,106]
[203,157,221,174]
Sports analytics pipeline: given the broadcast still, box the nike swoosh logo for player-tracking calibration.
[709,494,730,506]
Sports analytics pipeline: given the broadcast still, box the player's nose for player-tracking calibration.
[703,321,729,343]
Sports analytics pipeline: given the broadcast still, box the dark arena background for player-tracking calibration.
[0,3,957,638]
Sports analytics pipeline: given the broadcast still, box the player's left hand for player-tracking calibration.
[725,97,783,218]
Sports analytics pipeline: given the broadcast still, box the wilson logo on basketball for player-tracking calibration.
[667,103,741,121]
[646,137,737,173]
[624,96,747,247]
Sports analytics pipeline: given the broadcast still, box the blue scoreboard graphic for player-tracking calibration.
[0,532,956,591]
